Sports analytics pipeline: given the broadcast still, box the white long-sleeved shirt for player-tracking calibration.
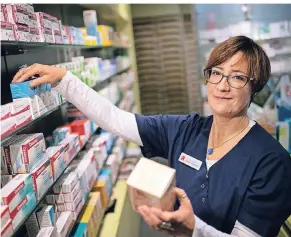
[53,71,261,237]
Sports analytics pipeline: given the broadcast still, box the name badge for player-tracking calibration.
[179,152,202,170]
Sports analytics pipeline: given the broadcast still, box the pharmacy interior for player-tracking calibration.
[0,3,291,237]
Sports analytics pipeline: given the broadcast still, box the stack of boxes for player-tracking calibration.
[1,174,37,231]
[70,192,103,237]
[0,3,86,44]
[1,205,13,237]
[0,78,63,139]
[0,115,96,235]
[82,9,128,48]
[1,4,129,47]
[1,4,62,43]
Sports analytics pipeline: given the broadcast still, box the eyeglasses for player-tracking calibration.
[203,68,255,89]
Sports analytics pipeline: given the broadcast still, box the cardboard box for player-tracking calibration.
[56,203,66,212]
[9,133,46,173]
[65,189,83,211]
[127,157,176,211]
[46,146,66,180]
[1,115,16,140]
[50,15,60,31]
[37,205,56,228]
[56,211,74,237]
[35,12,52,29]
[28,12,38,27]
[13,23,30,42]
[1,135,25,174]
[30,27,42,42]
[31,158,54,200]
[0,174,34,213]
[53,29,63,44]
[45,193,55,205]
[1,220,13,237]
[36,227,57,237]
[26,212,40,237]
[77,192,103,237]
[83,10,98,38]
[35,94,47,116]
[53,126,71,145]
[20,4,34,13]
[62,172,79,194]
[10,191,37,229]
[55,193,65,204]
[1,4,8,22]
[1,174,14,187]
[106,154,119,184]
[72,197,85,220]
[39,27,54,43]
[12,97,38,127]
[6,4,29,25]
[10,81,37,99]
[92,176,111,209]
[1,21,15,41]
[1,206,10,228]
[70,119,91,138]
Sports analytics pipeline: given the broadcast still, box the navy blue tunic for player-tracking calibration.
[135,113,291,237]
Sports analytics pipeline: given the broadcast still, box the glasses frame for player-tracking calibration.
[203,68,255,89]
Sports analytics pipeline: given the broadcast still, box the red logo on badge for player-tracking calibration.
[181,155,185,161]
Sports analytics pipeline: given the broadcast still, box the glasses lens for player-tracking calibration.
[205,69,223,84]
[228,75,248,88]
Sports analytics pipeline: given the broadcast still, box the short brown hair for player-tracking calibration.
[205,35,271,94]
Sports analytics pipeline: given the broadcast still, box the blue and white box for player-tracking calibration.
[9,133,46,173]
[1,174,35,213]
[31,158,54,200]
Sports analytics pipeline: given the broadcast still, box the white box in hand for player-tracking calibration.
[127,157,176,212]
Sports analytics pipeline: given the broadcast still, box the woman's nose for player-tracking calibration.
[216,76,231,92]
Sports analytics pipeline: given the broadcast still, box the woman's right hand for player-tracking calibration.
[12,63,67,87]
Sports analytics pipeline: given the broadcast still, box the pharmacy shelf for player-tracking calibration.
[66,135,118,237]
[92,65,131,91]
[1,66,131,144]
[67,95,134,237]
[11,127,98,237]
[1,40,128,55]
[12,95,125,237]
[1,102,67,144]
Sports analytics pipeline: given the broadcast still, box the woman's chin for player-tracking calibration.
[210,106,233,117]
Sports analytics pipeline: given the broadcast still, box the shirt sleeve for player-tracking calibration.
[237,151,291,237]
[193,216,261,237]
[53,71,143,146]
[135,113,197,158]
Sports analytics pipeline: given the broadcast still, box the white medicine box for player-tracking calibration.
[127,157,176,212]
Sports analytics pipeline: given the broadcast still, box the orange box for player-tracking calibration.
[70,119,91,137]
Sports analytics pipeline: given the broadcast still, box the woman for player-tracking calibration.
[13,36,291,237]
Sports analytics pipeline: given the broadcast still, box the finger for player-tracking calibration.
[12,67,31,83]
[138,206,153,226]
[148,207,163,226]
[174,188,191,205]
[139,206,163,228]
[13,64,43,83]
[152,208,182,223]
[29,75,50,88]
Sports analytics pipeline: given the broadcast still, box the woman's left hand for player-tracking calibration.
[138,187,195,237]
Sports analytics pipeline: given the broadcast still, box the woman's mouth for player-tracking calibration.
[214,95,232,100]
